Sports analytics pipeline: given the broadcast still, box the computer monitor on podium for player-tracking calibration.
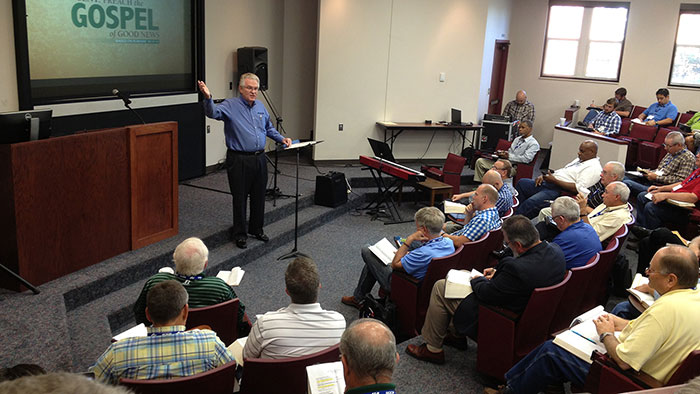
[0,109,52,144]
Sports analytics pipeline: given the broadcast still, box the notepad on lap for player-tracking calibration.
[553,306,620,364]
[369,238,398,266]
[444,269,482,299]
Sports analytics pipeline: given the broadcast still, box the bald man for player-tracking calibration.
[340,318,399,394]
[451,170,513,217]
[502,90,535,124]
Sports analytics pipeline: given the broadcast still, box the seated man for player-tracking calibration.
[474,120,540,182]
[580,87,633,125]
[406,216,566,364]
[133,237,250,336]
[450,170,512,217]
[634,151,700,231]
[444,184,502,248]
[342,207,455,308]
[245,257,345,359]
[516,140,602,219]
[340,318,399,394]
[490,245,700,393]
[493,159,517,196]
[636,88,679,127]
[502,90,535,123]
[613,235,700,319]
[624,131,695,199]
[579,181,631,242]
[538,160,625,221]
[536,197,601,269]
[586,98,622,136]
[91,280,234,384]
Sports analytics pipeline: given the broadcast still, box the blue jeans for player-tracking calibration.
[636,191,689,229]
[623,178,651,203]
[505,340,590,394]
[515,179,562,219]
[583,109,601,125]
[353,245,393,299]
[612,301,642,320]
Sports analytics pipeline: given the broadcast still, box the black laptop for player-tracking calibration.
[450,108,462,125]
[368,138,396,162]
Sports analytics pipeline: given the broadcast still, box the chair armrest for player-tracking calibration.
[590,351,663,389]
[481,304,520,321]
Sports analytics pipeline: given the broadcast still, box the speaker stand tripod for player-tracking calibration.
[261,89,293,207]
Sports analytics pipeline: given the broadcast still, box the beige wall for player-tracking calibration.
[505,0,700,148]
[314,0,504,161]
[1,0,18,112]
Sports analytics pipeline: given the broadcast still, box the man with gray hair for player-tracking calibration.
[342,207,455,309]
[624,130,695,200]
[539,197,601,269]
[244,257,345,359]
[579,181,632,242]
[340,318,398,393]
[92,281,235,384]
[407,215,565,364]
[133,237,250,336]
[199,75,292,249]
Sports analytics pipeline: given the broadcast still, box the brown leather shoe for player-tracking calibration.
[341,296,362,309]
[406,343,445,364]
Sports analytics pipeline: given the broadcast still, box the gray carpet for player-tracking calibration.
[0,152,633,393]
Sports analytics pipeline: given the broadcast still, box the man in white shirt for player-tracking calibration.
[474,120,540,182]
[515,140,602,219]
[243,256,346,360]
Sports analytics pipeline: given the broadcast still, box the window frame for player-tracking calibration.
[668,4,700,89]
[540,1,630,83]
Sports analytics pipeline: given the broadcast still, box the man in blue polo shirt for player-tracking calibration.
[342,207,455,309]
[547,197,601,269]
[637,88,678,127]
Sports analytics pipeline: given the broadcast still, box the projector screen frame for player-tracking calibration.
[11,0,205,109]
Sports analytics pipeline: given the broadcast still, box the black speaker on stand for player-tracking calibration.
[237,47,268,90]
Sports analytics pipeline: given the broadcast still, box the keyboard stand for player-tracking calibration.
[363,167,413,225]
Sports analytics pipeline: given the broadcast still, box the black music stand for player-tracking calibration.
[278,140,323,261]
[0,262,40,294]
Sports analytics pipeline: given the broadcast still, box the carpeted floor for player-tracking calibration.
[0,152,634,393]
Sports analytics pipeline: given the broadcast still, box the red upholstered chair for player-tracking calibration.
[512,196,519,209]
[549,254,600,334]
[483,228,505,269]
[472,139,512,167]
[120,360,237,394]
[421,153,467,195]
[239,344,340,394]
[513,151,540,185]
[669,111,696,131]
[185,298,242,346]
[630,105,647,119]
[583,350,700,394]
[618,106,648,137]
[502,207,514,219]
[619,123,659,167]
[637,128,672,169]
[390,245,464,338]
[456,232,491,270]
[579,238,620,312]
[475,271,572,381]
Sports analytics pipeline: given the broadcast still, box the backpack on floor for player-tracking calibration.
[359,294,398,335]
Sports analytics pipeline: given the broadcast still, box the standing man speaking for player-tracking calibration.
[198,74,292,249]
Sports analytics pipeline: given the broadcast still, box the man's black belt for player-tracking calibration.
[229,149,265,156]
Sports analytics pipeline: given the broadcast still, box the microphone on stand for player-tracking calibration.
[112,89,145,125]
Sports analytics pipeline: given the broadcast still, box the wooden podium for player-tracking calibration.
[0,122,178,291]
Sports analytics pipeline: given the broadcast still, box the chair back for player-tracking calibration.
[495,138,512,152]
[481,227,505,270]
[186,298,240,346]
[613,223,629,245]
[457,232,490,270]
[667,350,700,386]
[584,351,644,394]
[629,123,658,141]
[414,245,464,329]
[120,360,237,394]
[240,345,340,394]
[580,238,620,312]
[512,195,519,209]
[637,128,672,169]
[678,112,695,126]
[502,207,514,219]
[514,271,571,358]
[630,106,647,119]
[442,153,467,194]
[652,127,672,144]
[549,254,600,334]
[513,151,540,185]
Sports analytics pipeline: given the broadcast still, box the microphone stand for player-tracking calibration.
[260,89,293,206]
[116,92,146,125]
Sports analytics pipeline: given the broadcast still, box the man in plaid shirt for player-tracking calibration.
[587,98,621,135]
[502,90,535,123]
[445,184,502,247]
[624,131,696,200]
[90,280,234,384]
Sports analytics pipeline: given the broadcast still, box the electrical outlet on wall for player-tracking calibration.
[338,123,344,132]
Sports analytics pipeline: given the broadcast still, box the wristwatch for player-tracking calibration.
[599,332,614,342]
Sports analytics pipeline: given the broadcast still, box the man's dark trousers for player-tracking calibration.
[226,149,267,241]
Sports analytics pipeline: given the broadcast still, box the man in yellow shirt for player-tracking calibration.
[486,245,700,393]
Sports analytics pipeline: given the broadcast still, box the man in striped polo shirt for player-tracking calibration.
[133,237,250,336]
[243,257,346,360]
